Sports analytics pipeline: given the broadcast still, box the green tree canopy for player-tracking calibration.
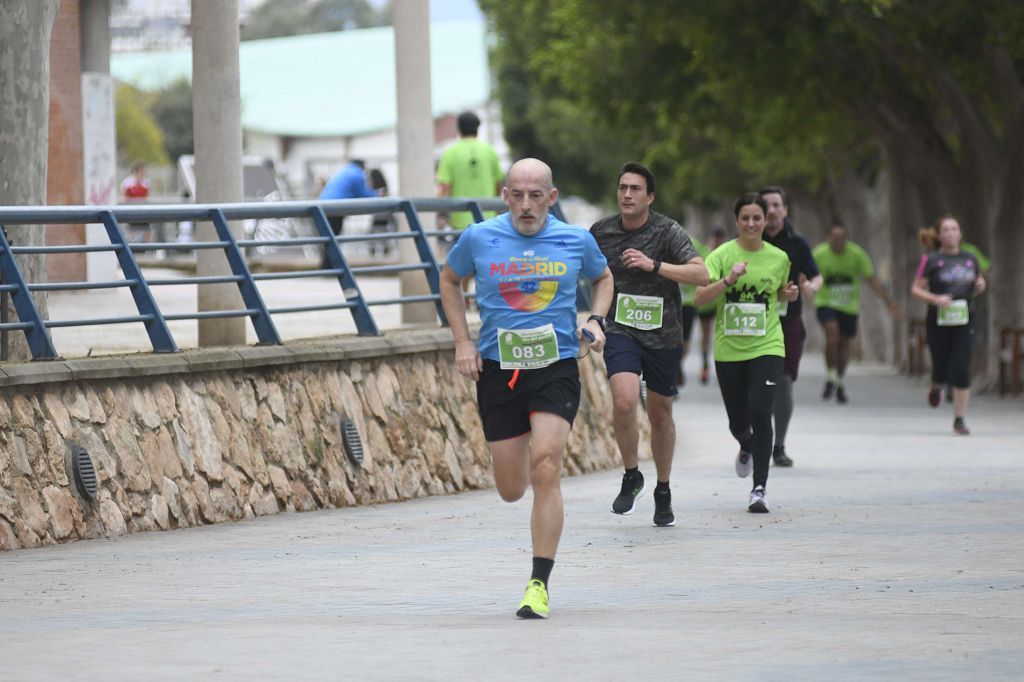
[149,78,193,162]
[115,84,168,166]
[241,0,391,41]
[481,0,1024,334]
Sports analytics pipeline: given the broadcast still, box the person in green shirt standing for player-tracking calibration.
[812,222,899,403]
[436,111,504,232]
[696,193,797,513]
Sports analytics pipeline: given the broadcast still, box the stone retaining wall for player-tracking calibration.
[0,328,646,551]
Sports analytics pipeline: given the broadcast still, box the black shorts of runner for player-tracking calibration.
[476,358,581,442]
[681,306,696,343]
[780,313,807,381]
[604,332,683,397]
[816,306,859,338]
[698,308,716,322]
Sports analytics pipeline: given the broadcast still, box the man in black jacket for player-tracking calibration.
[759,187,823,468]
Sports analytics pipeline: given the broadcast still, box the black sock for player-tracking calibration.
[624,466,639,478]
[531,557,554,587]
[655,480,670,493]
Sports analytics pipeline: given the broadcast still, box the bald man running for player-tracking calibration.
[440,158,614,619]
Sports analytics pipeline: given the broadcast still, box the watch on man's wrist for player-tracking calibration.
[587,314,606,332]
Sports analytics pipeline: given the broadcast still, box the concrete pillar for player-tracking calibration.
[192,0,245,346]
[80,0,109,72]
[80,0,118,282]
[394,0,435,324]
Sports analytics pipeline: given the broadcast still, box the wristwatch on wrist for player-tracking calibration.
[587,314,606,332]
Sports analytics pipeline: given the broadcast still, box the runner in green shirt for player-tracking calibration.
[696,193,797,513]
[812,222,899,403]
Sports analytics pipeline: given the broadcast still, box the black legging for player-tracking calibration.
[716,355,784,490]
[926,308,975,389]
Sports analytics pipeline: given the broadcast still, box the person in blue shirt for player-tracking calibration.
[440,158,613,620]
[319,159,379,237]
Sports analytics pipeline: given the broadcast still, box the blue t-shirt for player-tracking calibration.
[446,213,608,362]
[319,162,377,200]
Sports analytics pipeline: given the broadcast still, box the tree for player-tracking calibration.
[241,0,390,41]
[150,78,194,162]
[115,84,169,166]
[0,0,58,361]
[480,0,1024,374]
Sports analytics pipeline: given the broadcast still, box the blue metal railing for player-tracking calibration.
[0,196,505,360]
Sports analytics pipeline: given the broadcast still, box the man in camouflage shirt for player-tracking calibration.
[589,162,709,527]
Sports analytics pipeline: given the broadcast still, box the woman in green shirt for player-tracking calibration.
[696,193,798,513]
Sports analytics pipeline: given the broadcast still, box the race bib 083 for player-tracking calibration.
[497,324,559,369]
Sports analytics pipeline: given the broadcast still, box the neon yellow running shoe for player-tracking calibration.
[516,579,549,619]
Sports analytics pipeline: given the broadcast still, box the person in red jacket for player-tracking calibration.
[121,162,151,242]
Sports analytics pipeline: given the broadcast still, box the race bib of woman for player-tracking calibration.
[497,324,559,369]
[723,302,767,336]
[615,293,663,331]
[937,299,969,326]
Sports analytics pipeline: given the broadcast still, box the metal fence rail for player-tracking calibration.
[0,196,506,360]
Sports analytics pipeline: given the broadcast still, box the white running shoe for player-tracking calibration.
[735,450,752,478]
[748,486,769,513]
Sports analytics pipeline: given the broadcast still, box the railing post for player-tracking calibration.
[0,225,58,360]
[309,206,380,336]
[399,200,447,325]
[208,209,282,345]
[99,211,178,353]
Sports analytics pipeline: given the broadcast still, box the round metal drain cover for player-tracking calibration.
[72,445,99,501]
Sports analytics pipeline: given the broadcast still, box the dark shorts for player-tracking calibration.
[476,358,581,442]
[817,306,859,338]
[780,313,807,381]
[604,332,683,397]
[698,308,716,322]
[681,306,696,343]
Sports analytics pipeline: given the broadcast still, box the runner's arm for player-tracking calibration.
[440,263,482,380]
[865,275,899,314]
[695,262,745,306]
[911,275,951,307]
[580,267,614,352]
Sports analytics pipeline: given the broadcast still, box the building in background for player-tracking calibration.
[110,20,508,198]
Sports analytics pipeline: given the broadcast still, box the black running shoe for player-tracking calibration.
[953,417,970,435]
[773,446,794,467]
[822,381,835,400]
[611,471,646,514]
[928,386,941,408]
[835,385,848,404]
[653,488,676,527]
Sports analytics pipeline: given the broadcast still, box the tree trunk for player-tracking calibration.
[0,0,58,361]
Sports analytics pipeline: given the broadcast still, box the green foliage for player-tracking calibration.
[242,0,390,41]
[480,0,1022,215]
[115,85,168,166]
[149,79,194,162]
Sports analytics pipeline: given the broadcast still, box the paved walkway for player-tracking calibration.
[1,351,1022,680]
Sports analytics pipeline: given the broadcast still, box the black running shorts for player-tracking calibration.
[476,358,581,442]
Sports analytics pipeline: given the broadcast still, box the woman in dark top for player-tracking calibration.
[911,215,987,434]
